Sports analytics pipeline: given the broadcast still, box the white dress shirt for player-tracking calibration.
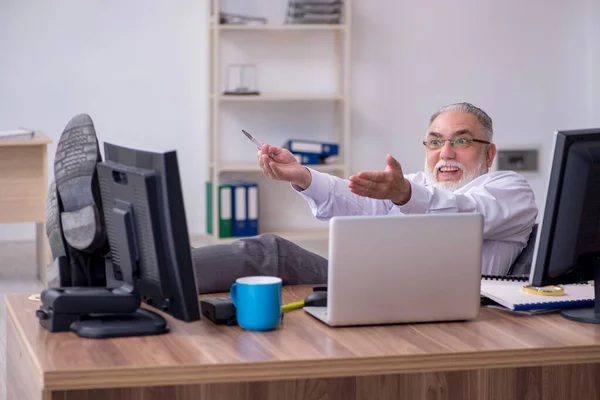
[293,169,539,276]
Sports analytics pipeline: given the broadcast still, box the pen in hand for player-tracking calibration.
[242,130,275,158]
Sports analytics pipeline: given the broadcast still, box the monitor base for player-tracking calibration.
[561,307,600,324]
[70,308,169,338]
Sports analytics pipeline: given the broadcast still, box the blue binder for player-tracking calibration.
[230,183,247,237]
[245,182,259,236]
[227,180,259,237]
[284,139,339,157]
[292,152,321,165]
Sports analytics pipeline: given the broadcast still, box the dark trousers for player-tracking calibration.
[191,234,328,294]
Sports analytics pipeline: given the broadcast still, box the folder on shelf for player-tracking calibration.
[284,139,339,157]
[246,183,259,236]
[206,182,233,238]
[292,152,322,165]
[231,183,247,237]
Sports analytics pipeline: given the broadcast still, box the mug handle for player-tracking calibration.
[230,283,238,307]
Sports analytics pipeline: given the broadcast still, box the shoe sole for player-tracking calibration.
[45,180,70,287]
[45,180,67,260]
[54,114,105,252]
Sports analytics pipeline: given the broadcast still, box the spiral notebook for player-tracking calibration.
[480,275,595,311]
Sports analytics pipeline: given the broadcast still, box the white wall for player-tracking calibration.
[0,0,597,241]
[0,0,208,241]
[351,0,594,218]
[588,0,600,127]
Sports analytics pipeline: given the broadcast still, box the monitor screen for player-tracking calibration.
[529,128,600,324]
[97,142,200,322]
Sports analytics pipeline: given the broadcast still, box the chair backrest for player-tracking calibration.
[507,224,538,277]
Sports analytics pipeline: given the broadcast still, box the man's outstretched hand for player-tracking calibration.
[258,144,312,190]
[348,154,411,205]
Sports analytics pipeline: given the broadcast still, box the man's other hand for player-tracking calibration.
[258,144,312,190]
[348,154,411,205]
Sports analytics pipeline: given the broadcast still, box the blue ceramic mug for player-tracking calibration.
[230,276,282,331]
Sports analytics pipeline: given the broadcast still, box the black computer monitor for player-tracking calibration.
[98,142,201,323]
[529,128,600,324]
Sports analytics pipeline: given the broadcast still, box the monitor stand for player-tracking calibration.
[36,286,170,338]
[70,308,169,338]
[560,266,600,324]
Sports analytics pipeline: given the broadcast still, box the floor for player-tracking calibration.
[0,235,328,400]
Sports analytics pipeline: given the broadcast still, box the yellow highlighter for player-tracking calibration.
[282,301,305,312]
[282,291,328,312]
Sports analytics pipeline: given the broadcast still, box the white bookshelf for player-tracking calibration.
[207,0,351,242]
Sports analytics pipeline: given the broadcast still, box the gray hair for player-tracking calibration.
[429,102,493,142]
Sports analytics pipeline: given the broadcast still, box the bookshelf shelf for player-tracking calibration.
[214,94,344,102]
[213,162,346,173]
[213,24,346,32]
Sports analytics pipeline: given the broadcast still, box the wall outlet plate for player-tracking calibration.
[497,149,538,172]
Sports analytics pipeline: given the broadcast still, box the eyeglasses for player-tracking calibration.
[422,137,492,150]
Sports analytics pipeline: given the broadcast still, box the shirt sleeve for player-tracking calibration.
[291,168,394,220]
[396,171,538,243]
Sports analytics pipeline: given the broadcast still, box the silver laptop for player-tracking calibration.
[304,213,483,326]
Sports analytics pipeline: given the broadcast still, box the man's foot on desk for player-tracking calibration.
[45,114,110,287]
[54,113,108,254]
[46,178,108,286]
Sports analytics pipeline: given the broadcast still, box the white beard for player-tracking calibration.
[424,156,488,191]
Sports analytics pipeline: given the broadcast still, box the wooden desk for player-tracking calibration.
[0,132,52,283]
[6,286,600,400]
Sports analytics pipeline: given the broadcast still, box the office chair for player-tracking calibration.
[506,224,538,277]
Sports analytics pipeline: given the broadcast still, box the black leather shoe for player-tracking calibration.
[45,114,109,287]
[54,113,107,254]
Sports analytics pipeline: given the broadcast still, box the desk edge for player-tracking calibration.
[43,345,600,391]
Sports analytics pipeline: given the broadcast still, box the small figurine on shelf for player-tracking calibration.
[223,63,260,96]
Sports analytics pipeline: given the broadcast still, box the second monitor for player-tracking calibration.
[529,128,600,324]
[98,142,201,323]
